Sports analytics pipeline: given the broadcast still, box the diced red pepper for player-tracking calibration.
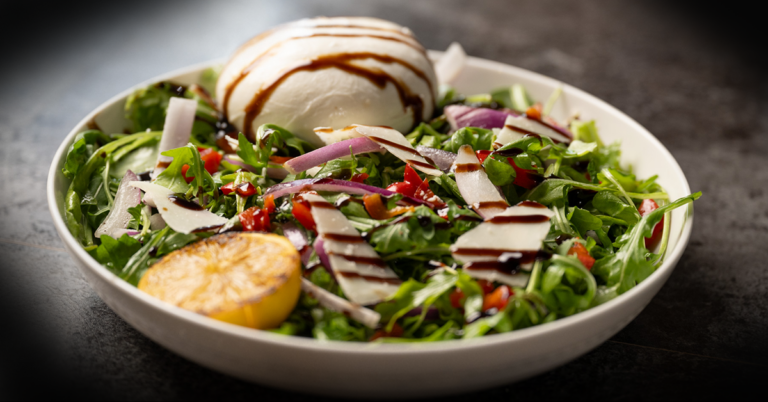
[450,288,465,308]
[482,285,512,311]
[386,181,418,197]
[525,103,543,120]
[404,164,423,187]
[263,194,276,214]
[239,206,271,232]
[475,150,492,164]
[568,242,595,270]
[638,199,664,249]
[292,197,316,232]
[363,193,414,220]
[198,147,222,174]
[350,173,369,183]
[220,182,235,195]
[370,323,404,341]
[235,182,257,197]
[508,158,539,189]
[181,165,194,184]
[477,279,495,295]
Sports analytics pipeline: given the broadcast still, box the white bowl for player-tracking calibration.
[47,52,694,399]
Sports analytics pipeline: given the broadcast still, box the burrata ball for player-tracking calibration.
[216,17,437,146]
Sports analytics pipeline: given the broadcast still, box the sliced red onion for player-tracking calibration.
[282,222,312,265]
[445,105,519,131]
[313,238,332,273]
[283,137,384,174]
[95,170,141,239]
[300,278,381,328]
[263,178,430,206]
[435,42,467,85]
[151,97,197,178]
[415,146,456,172]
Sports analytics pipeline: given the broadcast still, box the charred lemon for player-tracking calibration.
[138,232,301,329]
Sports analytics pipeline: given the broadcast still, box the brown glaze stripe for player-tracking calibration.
[323,233,365,243]
[336,271,402,284]
[155,160,171,169]
[455,163,482,173]
[367,135,421,156]
[516,200,547,209]
[488,215,550,224]
[309,200,336,209]
[504,124,544,141]
[406,159,438,171]
[241,53,428,140]
[473,201,509,211]
[523,115,573,140]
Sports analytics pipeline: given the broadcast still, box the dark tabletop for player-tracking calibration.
[1,0,766,400]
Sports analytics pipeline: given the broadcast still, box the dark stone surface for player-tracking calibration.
[1,0,766,400]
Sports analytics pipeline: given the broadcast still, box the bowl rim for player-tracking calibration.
[47,52,693,354]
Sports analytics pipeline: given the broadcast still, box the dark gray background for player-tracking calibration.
[1,0,766,400]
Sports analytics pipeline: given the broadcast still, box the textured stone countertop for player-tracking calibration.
[1,1,765,400]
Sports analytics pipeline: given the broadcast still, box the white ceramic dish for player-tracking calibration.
[47,51,694,399]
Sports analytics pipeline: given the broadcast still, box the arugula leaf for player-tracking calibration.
[311,309,368,341]
[592,191,639,225]
[526,179,572,205]
[154,144,215,195]
[483,156,516,186]
[570,120,604,146]
[90,234,142,274]
[510,84,533,112]
[592,192,701,300]
[442,127,494,153]
[541,254,597,316]
[62,130,112,179]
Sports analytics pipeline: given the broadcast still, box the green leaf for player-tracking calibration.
[569,120,604,146]
[89,234,142,274]
[592,192,701,301]
[541,255,596,316]
[483,156,516,186]
[154,144,215,195]
[62,130,112,179]
[511,84,533,112]
[526,179,572,205]
[592,191,639,225]
[568,207,603,238]
[442,127,494,153]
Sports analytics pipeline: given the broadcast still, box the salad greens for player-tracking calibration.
[64,71,699,342]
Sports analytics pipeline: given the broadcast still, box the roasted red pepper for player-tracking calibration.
[220,182,235,195]
[386,164,422,197]
[568,242,595,270]
[263,194,276,214]
[239,206,270,232]
[370,323,404,341]
[350,173,369,183]
[181,165,194,184]
[235,182,257,197]
[198,147,222,174]
[292,197,316,232]
[483,285,512,311]
[638,199,664,249]
[476,150,539,189]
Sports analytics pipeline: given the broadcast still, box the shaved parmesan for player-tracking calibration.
[352,125,443,176]
[301,278,381,328]
[494,115,571,148]
[452,145,508,219]
[129,182,227,234]
[303,193,401,305]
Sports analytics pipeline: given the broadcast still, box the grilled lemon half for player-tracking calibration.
[138,232,301,329]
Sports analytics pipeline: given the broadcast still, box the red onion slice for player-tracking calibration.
[415,146,456,172]
[95,170,141,239]
[282,222,312,266]
[283,137,384,174]
[445,105,519,131]
[300,278,381,328]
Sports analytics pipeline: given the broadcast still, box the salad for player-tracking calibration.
[62,19,699,342]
